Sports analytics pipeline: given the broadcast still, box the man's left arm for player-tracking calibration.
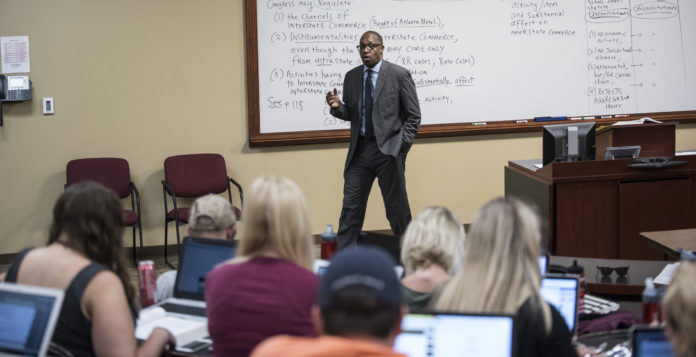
[399,71,421,152]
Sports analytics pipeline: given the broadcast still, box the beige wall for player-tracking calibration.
[1,0,695,255]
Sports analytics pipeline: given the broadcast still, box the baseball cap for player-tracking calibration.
[319,246,401,308]
[188,194,236,231]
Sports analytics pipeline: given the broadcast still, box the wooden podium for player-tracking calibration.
[505,122,696,260]
[595,122,676,159]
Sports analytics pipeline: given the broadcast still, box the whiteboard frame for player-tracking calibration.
[245,0,696,147]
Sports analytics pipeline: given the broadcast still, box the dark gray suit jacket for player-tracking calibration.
[330,60,421,173]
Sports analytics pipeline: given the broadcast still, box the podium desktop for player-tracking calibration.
[542,122,596,166]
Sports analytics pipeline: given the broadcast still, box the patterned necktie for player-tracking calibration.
[364,69,374,137]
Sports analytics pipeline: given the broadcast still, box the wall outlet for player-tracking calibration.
[43,97,54,115]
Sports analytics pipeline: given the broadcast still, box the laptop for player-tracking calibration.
[540,274,579,336]
[158,236,237,317]
[394,311,516,357]
[136,237,236,352]
[631,326,674,357]
[538,253,549,275]
[0,283,64,357]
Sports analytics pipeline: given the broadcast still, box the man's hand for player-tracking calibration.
[325,88,339,108]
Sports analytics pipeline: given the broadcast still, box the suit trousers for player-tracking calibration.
[336,136,412,248]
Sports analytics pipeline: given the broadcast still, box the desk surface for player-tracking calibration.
[640,228,696,259]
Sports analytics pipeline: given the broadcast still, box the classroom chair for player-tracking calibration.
[65,157,143,263]
[162,153,243,268]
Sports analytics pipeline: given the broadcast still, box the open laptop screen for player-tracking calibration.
[174,237,237,300]
[540,275,579,335]
[538,253,549,275]
[632,327,674,357]
[394,312,516,357]
[0,283,64,357]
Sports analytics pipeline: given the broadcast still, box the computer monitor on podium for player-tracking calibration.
[543,122,596,166]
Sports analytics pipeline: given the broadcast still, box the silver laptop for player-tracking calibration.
[395,311,517,357]
[540,274,579,336]
[158,236,237,317]
[0,283,64,357]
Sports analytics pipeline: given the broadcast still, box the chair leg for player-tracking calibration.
[175,220,182,266]
[132,226,137,265]
[164,220,174,269]
[137,221,144,262]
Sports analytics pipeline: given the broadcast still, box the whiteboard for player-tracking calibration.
[248,0,696,145]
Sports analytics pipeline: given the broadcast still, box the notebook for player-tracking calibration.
[631,326,674,357]
[540,274,579,335]
[0,283,64,357]
[159,236,237,317]
[394,312,516,357]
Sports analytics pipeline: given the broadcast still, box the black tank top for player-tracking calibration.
[7,248,106,357]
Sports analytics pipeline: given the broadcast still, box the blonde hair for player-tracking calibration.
[434,197,551,332]
[400,206,465,275]
[663,261,696,357]
[237,176,314,270]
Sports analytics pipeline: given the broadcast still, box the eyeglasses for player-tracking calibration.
[356,43,383,51]
[597,266,629,276]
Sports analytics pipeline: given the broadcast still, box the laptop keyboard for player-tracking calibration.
[161,303,207,317]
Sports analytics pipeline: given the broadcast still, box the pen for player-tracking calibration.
[614,114,629,118]
[516,120,528,123]
[472,122,487,126]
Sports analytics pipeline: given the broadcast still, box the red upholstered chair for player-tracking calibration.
[65,158,143,263]
[162,153,243,268]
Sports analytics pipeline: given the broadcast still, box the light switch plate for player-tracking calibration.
[43,97,54,115]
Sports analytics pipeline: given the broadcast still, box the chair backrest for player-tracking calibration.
[66,158,132,199]
[164,153,229,198]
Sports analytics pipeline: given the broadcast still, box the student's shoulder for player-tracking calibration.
[86,268,122,293]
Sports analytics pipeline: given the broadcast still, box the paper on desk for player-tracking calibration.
[654,262,680,285]
[612,117,661,125]
[135,306,207,345]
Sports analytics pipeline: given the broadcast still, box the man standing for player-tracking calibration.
[250,246,407,357]
[325,30,421,249]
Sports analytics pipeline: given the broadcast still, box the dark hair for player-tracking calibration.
[361,31,384,45]
[321,285,401,339]
[49,181,138,313]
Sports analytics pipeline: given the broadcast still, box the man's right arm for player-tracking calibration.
[327,74,351,121]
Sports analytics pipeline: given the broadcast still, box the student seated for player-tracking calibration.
[204,175,319,357]
[399,206,465,309]
[662,261,696,357]
[434,197,576,357]
[250,246,408,357]
[155,193,237,303]
[4,181,173,357]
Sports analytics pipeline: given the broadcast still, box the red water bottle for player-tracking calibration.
[138,260,157,307]
[320,224,338,260]
[642,277,661,324]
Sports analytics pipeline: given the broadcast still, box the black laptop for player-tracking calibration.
[158,237,237,317]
